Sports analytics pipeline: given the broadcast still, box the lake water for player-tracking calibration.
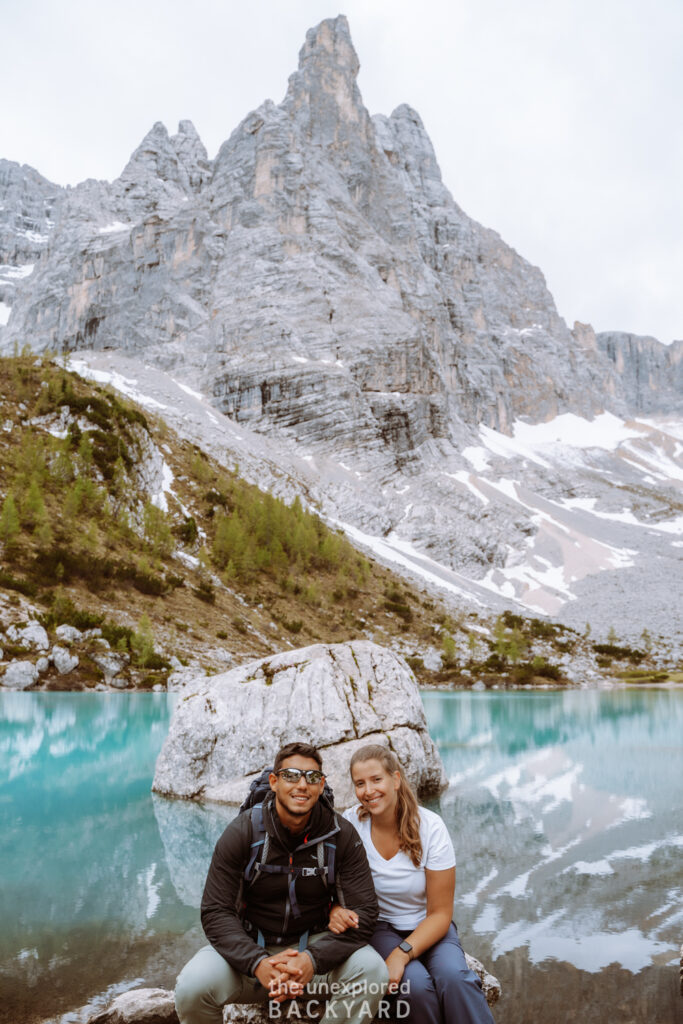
[1,689,681,1023]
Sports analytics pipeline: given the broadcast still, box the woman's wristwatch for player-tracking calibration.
[398,940,413,959]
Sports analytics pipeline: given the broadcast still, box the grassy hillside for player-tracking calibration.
[3,354,670,690]
[0,354,460,687]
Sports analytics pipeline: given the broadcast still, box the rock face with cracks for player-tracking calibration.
[153,640,446,809]
[2,16,680,640]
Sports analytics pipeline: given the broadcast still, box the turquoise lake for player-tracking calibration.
[1,689,682,1023]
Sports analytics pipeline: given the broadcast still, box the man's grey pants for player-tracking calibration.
[175,933,389,1024]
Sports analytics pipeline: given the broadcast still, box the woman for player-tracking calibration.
[331,744,494,1024]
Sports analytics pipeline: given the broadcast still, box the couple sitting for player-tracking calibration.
[175,741,494,1024]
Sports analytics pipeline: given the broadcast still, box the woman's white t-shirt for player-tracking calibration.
[342,804,455,930]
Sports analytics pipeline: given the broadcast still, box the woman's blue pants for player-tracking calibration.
[370,920,495,1024]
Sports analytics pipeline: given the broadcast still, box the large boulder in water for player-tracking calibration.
[152,640,446,808]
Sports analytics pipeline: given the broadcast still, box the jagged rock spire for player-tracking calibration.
[284,15,369,145]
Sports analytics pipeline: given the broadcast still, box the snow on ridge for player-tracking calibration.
[446,471,489,504]
[330,517,485,606]
[98,221,131,234]
[18,229,48,243]
[461,446,491,472]
[620,440,683,483]
[562,498,683,535]
[634,416,683,443]
[151,460,175,512]
[512,412,642,451]
[175,380,204,402]
[479,425,550,468]
[0,302,10,326]
[68,359,169,411]
[0,263,35,280]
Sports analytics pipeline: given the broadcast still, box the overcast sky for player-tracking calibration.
[2,0,681,343]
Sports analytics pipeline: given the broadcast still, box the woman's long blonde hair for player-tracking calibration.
[349,744,423,867]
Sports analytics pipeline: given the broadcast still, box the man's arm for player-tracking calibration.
[200,815,271,977]
[305,819,379,975]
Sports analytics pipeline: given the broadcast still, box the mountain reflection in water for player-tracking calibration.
[422,689,683,1023]
[1,689,681,1024]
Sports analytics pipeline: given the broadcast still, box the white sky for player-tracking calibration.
[2,0,681,344]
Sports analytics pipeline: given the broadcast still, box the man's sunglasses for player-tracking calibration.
[275,768,324,785]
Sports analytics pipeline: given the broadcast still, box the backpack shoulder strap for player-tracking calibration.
[244,803,270,883]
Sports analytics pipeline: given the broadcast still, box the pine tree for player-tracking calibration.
[132,614,156,667]
[0,493,20,549]
[441,631,457,668]
[640,628,653,656]
[22,477,48,532]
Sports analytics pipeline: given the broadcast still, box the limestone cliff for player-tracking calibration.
[0,16,629,448]
[0,17,680,636]
[597,330,683,413]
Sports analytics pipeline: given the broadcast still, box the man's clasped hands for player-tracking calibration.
[254,948,315,1002]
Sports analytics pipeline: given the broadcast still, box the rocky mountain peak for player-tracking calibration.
[284,15,368,148]
[296,14,360,86]
[1,16,680,641]
[170,119,210,191]
[119,121,173,181]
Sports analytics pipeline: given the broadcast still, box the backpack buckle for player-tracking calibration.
[301,866,318,876]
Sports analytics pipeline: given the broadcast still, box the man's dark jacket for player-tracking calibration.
[201,792,379,977]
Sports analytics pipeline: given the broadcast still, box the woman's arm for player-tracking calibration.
[384,867,455,990]
[406,866,455,954]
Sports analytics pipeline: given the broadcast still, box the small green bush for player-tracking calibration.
[0,569,37,596]
[193,579,215,603]
[41,591,104,630]
[384,598,413,622]
[593,643,644,663]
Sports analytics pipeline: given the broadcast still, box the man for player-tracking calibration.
[175,741,388,1024]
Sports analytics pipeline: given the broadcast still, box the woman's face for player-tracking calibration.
[351,758,400,816]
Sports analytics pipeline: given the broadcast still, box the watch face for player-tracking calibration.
[399,940,413,953]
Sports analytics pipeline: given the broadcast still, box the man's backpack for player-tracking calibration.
[238,768,344,937]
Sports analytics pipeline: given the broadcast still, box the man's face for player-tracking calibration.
[269,755,325,825]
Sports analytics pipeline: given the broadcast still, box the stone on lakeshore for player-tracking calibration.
[51,644,79,674]
[36,656,50,674]
[1,659,39,689]
[153,640,446,808]
[7,621,49,651]
[90,649,129,685]
[86,987,178,1023]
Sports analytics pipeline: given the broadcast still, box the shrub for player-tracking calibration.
[384,598,412,622]
[174,516,198,544]
[193,579,215,603]
[282,618,304,634]
[126,561,168,596]
[100,622,134,651]
[593,643,644,663]
[42,590,104,630]
[0,569,37,596]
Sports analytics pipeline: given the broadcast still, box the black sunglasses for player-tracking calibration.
[275,768,324,785]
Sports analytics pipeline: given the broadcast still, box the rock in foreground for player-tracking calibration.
[153,641,446,808]
[87,952,501,1022]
